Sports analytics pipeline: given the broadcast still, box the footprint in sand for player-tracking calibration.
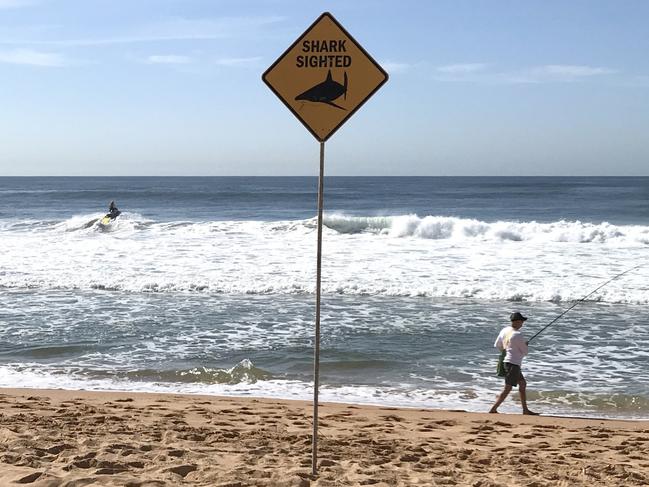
[433,420,457,427]
[399,453,421,462]
[534,441,552,449]
[494,421,512,428]
[381,414,404,422]
[359,479,380,485]
[14,471,49,484]
[532,424,559,430]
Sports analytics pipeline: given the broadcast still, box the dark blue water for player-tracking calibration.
[1,176,648,223]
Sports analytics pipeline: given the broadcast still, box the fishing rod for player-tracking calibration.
[527,263,646,344]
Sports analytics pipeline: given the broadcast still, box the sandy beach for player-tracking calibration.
[0,389,646,486]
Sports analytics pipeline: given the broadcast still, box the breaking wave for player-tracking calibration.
[323,214,649,244]
[1,213,648,304]
[3,213,649,245]
[118,360,272,385]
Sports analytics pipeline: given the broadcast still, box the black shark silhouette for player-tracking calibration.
[295,70,348,110]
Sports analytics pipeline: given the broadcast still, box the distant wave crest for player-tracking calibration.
[323,214,649,244]
[4,213,648,245]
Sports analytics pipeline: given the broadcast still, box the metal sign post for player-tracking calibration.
[262,12,387,476]
[312,141,324,476]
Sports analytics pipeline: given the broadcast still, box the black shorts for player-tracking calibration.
[504,362,525,387]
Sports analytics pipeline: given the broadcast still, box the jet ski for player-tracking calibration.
[99,214,116,226]
[98,201,121,228]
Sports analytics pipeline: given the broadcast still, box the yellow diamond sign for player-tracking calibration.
[262,12,388,142]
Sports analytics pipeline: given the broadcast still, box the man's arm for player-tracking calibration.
[494,332,504,351]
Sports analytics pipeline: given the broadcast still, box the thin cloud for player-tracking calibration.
[380,60,412,74]
[0,0,36,8]
[433,63,618,84]
[146,54,193,65]
[436,63,488,74]
[215,56,262,67]
[0,47,68,66]
[0,16,286,47]
[529,64,616,78]
[500,64,617,84]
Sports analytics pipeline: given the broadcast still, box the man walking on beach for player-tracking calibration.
[489,312,538,415]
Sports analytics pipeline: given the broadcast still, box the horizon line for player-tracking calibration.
[1,175,648,178]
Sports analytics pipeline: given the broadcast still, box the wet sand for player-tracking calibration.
[0,388,648,486]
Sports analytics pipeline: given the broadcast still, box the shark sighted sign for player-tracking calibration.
[263,12,388,476]
[262,12,388,142]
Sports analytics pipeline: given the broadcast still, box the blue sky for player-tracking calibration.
[1,0,648,176]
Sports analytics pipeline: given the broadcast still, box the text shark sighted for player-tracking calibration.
[295,39,352,68]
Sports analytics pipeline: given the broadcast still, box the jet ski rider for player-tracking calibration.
[107,200,121,219]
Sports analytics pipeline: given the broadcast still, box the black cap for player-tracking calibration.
[510,312,527,322]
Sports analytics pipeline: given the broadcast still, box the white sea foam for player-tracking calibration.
[1,213,648,303]
[0,362,644,419]
[0,361,497,412]
[324,214,649,243]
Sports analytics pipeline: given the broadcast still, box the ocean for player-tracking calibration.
[0,176,647,419]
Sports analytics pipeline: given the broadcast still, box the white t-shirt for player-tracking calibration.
[494,326,528,366]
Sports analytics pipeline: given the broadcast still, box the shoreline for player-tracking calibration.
[2,382,647,422]
[1,388,648,486]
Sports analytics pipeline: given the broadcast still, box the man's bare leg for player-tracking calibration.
[489,384,512,413]
[518,378,539,415]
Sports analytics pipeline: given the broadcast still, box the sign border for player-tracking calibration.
[262,11,389,142]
